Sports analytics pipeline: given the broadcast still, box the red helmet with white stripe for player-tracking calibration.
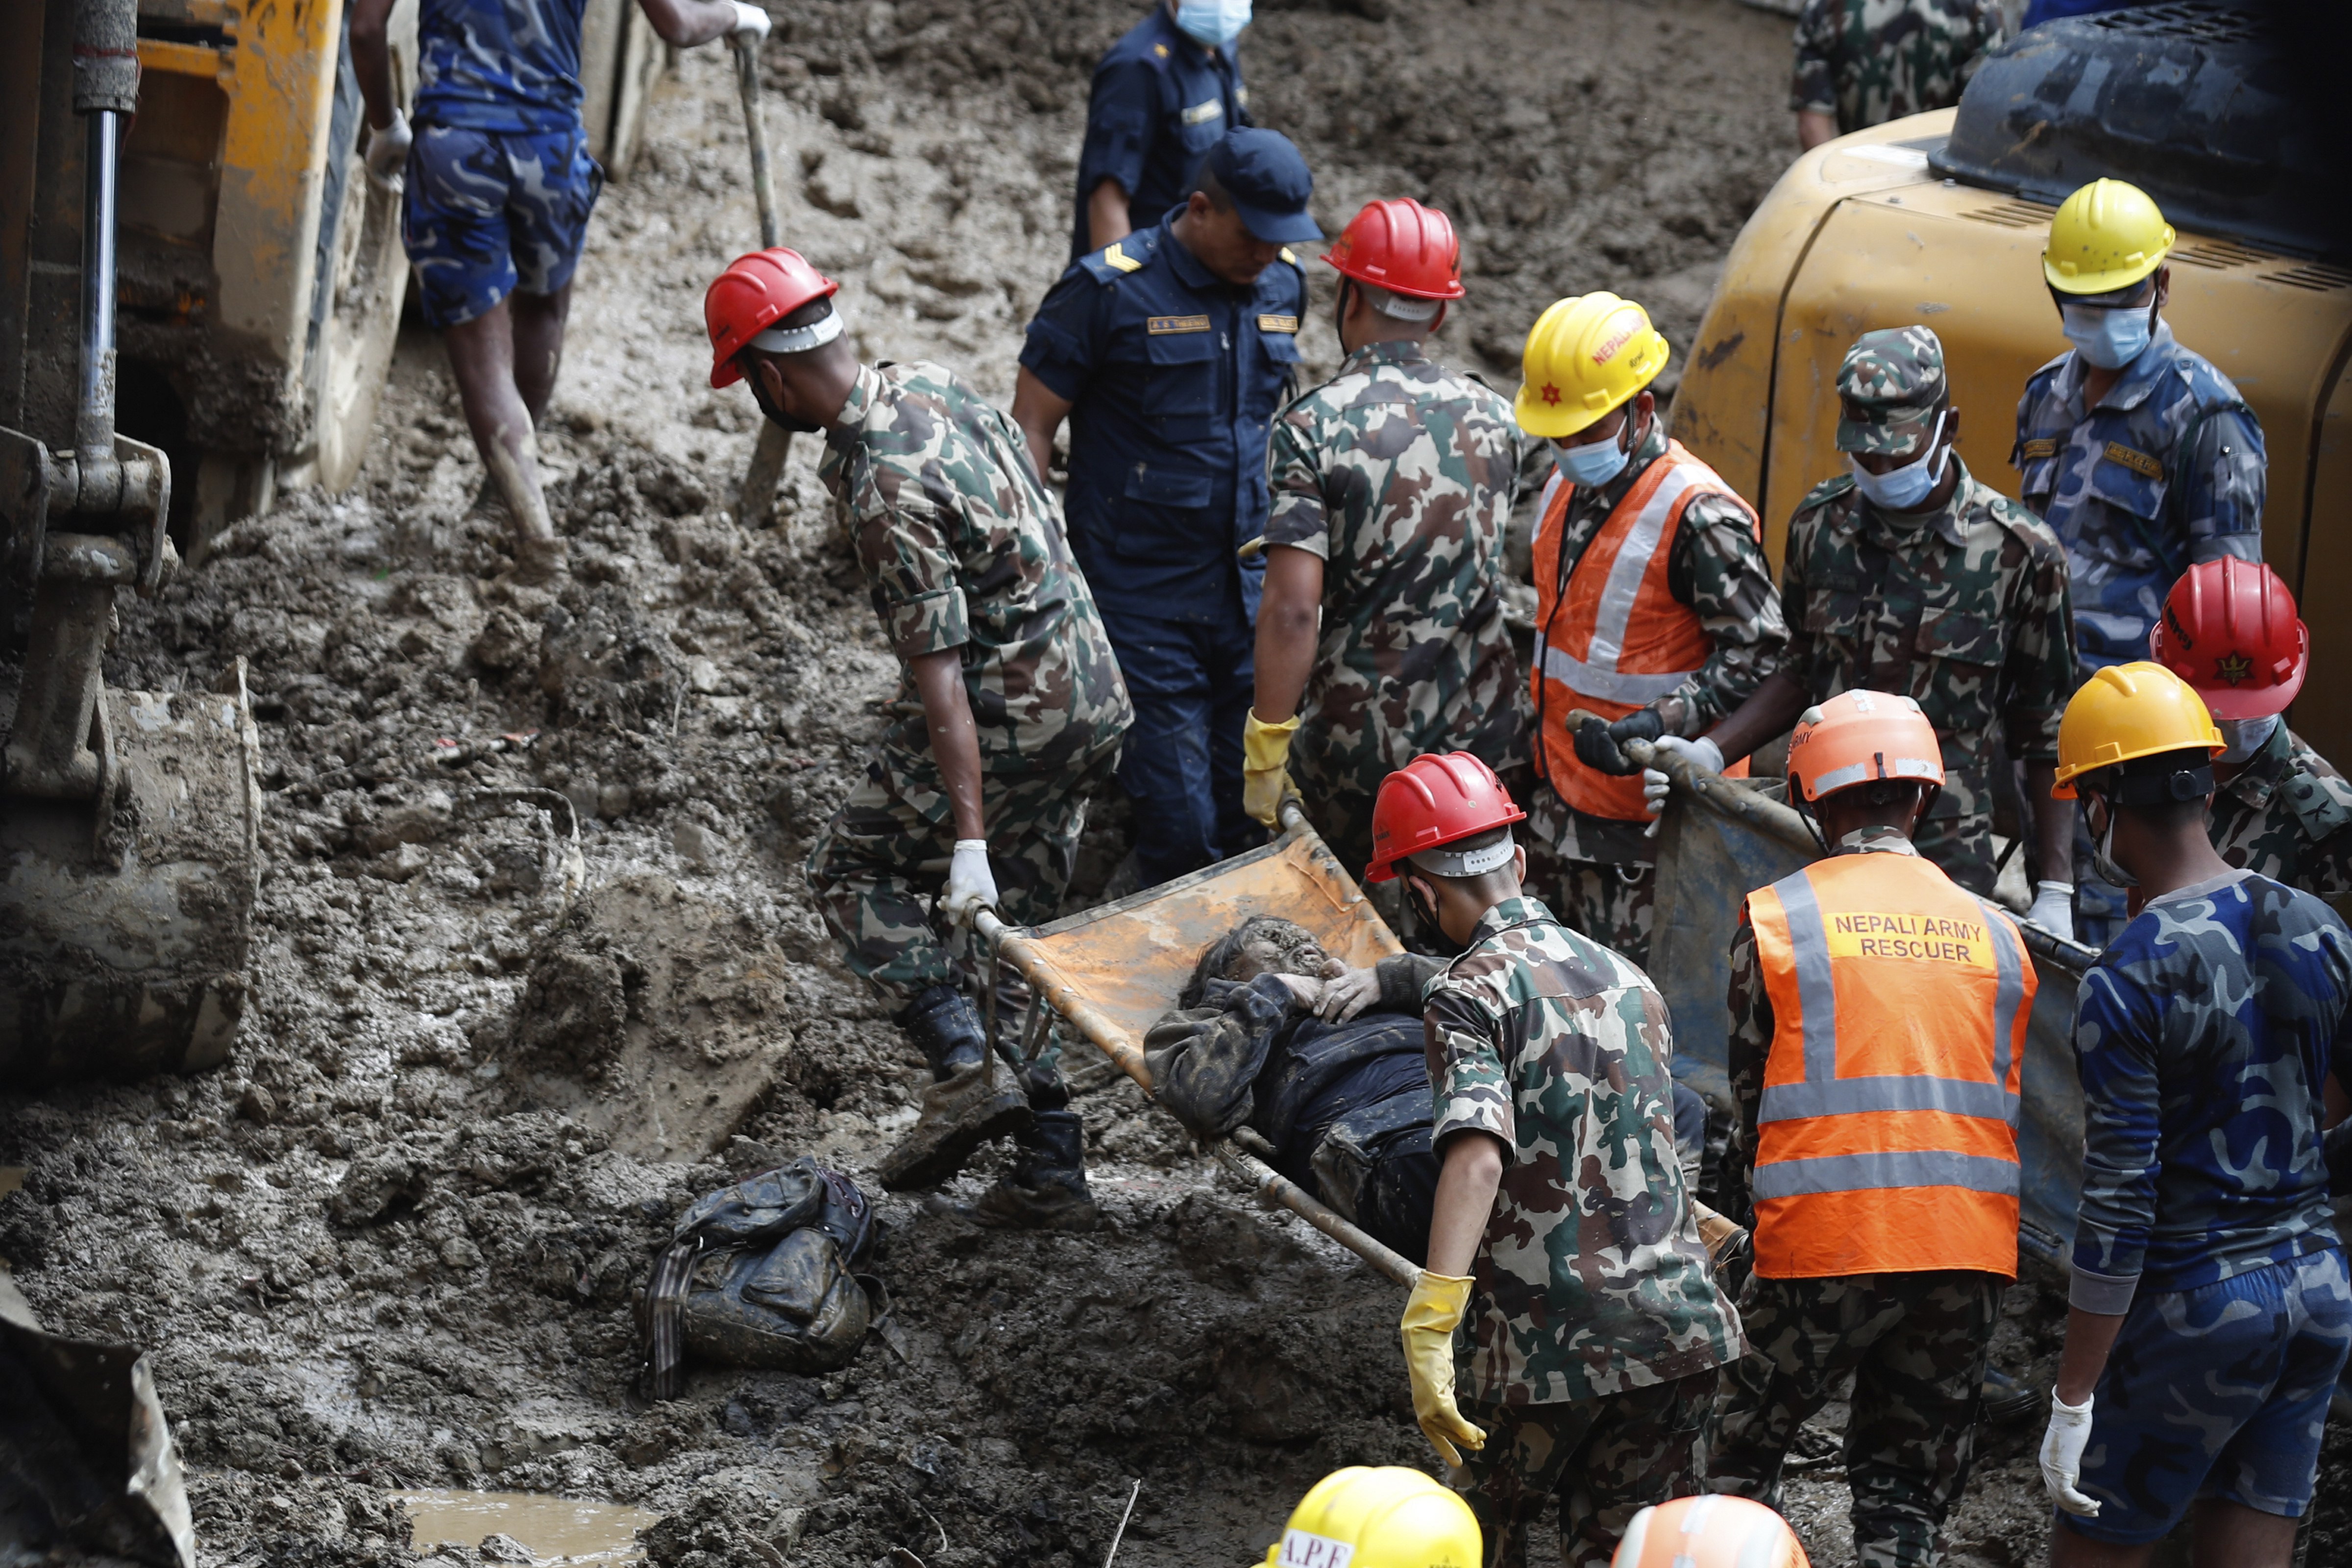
[705,247,841,389]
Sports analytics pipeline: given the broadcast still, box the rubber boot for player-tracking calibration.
[966,1109,1098,1230]
[877,985,1030,1192]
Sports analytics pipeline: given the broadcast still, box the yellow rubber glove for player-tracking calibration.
[1242,710,1302,828]
[1399,1271,1485,1469]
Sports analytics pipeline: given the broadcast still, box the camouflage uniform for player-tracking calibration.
[1790,0,2005,135]
[1709,826,2004,1568]
[2015,318,2265,945]
[2208,722,2352,901]
[804,362,1133,1015]
[1781,328,2076,895]
[2061,868,2352,1541]
[1265,339,1543,872]
[1527,421,1788,968]
[1424,895,1742,1568]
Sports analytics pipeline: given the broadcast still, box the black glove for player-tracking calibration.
[1572,707,1666,777]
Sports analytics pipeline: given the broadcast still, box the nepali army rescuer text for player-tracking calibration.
[702,248,1133,1230]
[2036,663,2352,1568]
[1370,753,1740,1568]
[1708,690,2034,1568]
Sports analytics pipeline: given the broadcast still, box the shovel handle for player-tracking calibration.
[729,32,782,249]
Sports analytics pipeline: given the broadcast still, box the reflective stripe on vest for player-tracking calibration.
[1745,850,2033,1280]
[1530,441,1758,821]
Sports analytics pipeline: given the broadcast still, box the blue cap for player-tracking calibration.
[1202,128,1321,245]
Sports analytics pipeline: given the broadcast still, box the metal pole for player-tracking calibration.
[77,109,120,463]
[729,29,794,529]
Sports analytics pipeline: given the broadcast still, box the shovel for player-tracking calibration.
[728,28,792,528]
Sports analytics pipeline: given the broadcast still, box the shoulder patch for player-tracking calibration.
[1153,41,1168,56]
[1279,247,1298,265]
[1078,239,1149,284]
[1103,243,1142,273]
[2285,757,2352,845]
[2101,441,2164,480]
[2020,437,2058,461]
[1796,472,1858,514]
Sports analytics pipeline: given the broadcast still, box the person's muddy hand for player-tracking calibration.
[1273,972,1323,1008]
[1314,964,1381,1023]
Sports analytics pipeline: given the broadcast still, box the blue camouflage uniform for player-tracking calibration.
[1070,5,1248,263]
[2013,319,2265,941]
[1020,135,1312,886]
[403,0,605,327]
[2062,868,2352,1545]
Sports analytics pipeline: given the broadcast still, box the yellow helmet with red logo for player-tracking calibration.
[1514,292,1669,439]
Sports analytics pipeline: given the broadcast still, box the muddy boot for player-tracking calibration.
[966,1109,1097,1230]
[877,985,1031,1192]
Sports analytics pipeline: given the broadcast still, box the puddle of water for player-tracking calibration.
[393,1489,660,1565]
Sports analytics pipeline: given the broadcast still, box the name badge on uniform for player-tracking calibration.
[1180,98,1225,126]
[1147,315,1211,335]
[2019,438,2058,461]
[2102,441,2163,479]
[1257,314,1299,334]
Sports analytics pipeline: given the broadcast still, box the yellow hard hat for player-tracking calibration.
[2053,661,2224,799]
[1612,1495,1811,1568]
[2043,179,2176,295]
[1515,292,1670,439]
[1263,1467,1480,1568]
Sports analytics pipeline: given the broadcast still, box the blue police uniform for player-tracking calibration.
[403,0,604,327]
[2012,317,2266,943]
[1021,216,1308,886]
[1070,6,1249,263]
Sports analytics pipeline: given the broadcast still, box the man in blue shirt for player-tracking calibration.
[351,0,763,579]
[1071,0,1251,262]
[1014,128,1315,887]
[2014,178,2266,945]
[2037,662,2352,1568]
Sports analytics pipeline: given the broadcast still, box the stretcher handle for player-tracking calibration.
[1583,712,2099,974]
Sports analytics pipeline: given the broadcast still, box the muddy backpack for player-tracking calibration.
[639,1158,874,1398]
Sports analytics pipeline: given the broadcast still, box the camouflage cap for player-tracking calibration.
[1836,325,1949,458]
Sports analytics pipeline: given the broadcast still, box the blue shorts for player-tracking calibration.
[401,123,603,327]
[2060,1246,2352,1544]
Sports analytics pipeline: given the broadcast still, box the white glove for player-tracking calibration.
[2038,1390,2101,1517]
[1642,735,1724,818]
[364,109,412,188]
[729,0,772,39]
[941,839,997,925]
[2028,881,2076,942]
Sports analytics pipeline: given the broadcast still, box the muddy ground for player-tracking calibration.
[9,0,2348,1564]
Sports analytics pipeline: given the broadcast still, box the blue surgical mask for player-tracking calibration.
[1174,0,1250,46]
[2217,713,2280,765]
[1555,425,1632,488]
[2061,301,2153,370]
[1847,412,1948,513]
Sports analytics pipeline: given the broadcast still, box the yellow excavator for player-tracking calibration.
[1672,0,2352,759]
[1,0,673,1084]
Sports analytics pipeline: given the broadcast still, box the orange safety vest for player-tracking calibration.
[1530,441,1760,821]
[1744,850,2032,1280]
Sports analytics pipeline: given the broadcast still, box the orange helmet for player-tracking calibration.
[704,247,842,388]
[1366,753,1525,883]
[1611,1495,1810,1568]
[1784,690,1945,806]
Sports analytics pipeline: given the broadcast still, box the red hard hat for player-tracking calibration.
[1365,752,1525,883]
[705,247,841,389]
[1322,198,1466,301]
[2149,557,2308,720]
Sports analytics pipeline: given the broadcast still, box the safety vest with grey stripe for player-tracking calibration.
[1532,464,1709,707]
[1750,865,2027,1204]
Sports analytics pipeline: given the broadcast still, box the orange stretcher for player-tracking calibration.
[972,803,1423,1285]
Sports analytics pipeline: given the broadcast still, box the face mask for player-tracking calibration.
[2087,797,2138,890]
[2217,713,2280,765]
[748,370,822,435]
[1175,0,1250,47]
[2061,301,2154,370]
[1556,421,1632,488]
[1847,411,1948,513]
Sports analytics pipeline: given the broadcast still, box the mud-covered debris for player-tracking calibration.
[329,1149,422,1226]
[512,940,637,1071]
[476,1533,533,1563]
[469,607,542,674]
